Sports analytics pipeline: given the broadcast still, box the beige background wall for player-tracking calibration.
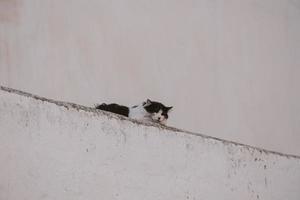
[0,0,299,155]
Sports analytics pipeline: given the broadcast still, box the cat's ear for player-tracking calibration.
[144,99,152,106]
[167,106,173,112]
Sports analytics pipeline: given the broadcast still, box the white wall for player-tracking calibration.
[1,86,300,200]
[0,0,300,155]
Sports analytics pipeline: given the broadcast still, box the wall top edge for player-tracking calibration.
[1,85,299,159]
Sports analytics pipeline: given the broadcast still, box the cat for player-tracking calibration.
[95,99,172,125]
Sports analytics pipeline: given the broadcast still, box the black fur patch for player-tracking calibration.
[144,101,172,119]
[96,103,129,117]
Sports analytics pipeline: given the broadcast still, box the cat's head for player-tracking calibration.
[143,99,173,125]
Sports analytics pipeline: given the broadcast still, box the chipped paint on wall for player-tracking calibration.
[0,86,300,200]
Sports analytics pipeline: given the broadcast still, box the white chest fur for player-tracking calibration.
[128,104,151,122]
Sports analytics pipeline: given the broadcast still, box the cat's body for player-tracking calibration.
[96,99,172,125]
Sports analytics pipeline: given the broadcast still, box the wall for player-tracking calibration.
[0,0,300,155]
[1,86,300,200]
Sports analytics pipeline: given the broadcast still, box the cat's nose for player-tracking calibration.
[158,117,161,121]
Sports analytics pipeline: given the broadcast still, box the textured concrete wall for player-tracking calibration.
[0,0,300,155]
[0,86,299,200]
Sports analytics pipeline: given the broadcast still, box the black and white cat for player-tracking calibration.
[95,99,172,125]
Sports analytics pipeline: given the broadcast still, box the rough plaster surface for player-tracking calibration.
[0,86,300,200]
